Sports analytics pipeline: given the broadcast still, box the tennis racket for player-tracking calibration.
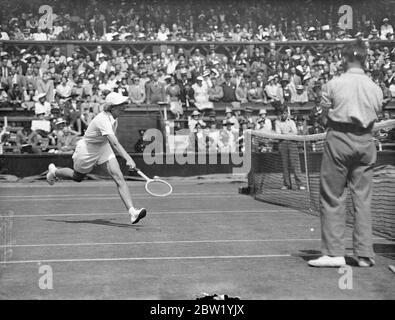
[130,168,173,197]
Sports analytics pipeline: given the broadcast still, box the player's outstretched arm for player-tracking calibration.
[106,133,136,169]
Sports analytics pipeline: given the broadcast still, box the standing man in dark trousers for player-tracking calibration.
[309,39,383,268]
[275,108,305,190]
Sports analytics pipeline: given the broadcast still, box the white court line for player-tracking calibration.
[4,209,296,218]
[1,237,388,249]
[0,194,242,202]
[0,254,292,264]
[0,192,235,199]
[0,238,323,248]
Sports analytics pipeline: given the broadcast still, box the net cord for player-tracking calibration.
[247,119,395,142]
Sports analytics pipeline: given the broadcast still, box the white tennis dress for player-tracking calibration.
[72,111,117,174]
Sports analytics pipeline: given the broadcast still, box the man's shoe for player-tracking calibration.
[308,255,346,267]
[357,257,375,267]
[281,185,290,190]
[46,163,57,185]
[130,208,147,224]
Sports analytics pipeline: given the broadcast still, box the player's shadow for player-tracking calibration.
[46,218,143,229]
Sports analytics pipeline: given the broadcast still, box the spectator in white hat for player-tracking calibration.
[49,118,81,153]
[380,18,393,40]
[224,106,239,130]
[322,25,332,40]
[188,110,205,132]
[128,75,146,106]
[255,109,272,132]
[46,92,147,225]
[192,76,213,110]
[220,119,238,153]
[307,27,317,40]
[56,76,73,102]
[291,84,308,104]
[166,54,179,75]
[265,75,281,104]
[34,93,51,116]
[157,23,170,41]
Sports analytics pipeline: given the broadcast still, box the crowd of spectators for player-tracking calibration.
[0,0,394,153]
[0,0,394,42]
[0,36,394,153]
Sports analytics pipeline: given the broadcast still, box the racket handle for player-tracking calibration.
[130,167,150,181]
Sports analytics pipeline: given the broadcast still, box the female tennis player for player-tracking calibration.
[46,92,147,224]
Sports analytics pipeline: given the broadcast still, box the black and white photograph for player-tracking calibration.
[0,0,394,307]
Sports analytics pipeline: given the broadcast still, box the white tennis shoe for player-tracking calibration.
[308,255,346,267]
[46,163,57,185]
[129,208,147,224]
[357,257,375,267]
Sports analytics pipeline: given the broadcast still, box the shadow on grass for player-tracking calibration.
[296,250,358,266]
[46,218,144,229]
[374,243,395,261]
[297,243,395,265]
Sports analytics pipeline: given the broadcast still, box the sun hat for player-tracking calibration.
[103,92,129,111]
[55,118,66,126]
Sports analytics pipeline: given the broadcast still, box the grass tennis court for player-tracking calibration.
[0,178,394,300]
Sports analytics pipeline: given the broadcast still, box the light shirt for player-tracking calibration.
[166,60,178,75]
[31,120,51,132]
[129,84,146,103]
[103,32,114,41]
[275,118,297,135]
[321,68,383,128]
[389,84,395,98]
[34,101,51,116]
[0,32,9,40]
[381,24,394,40]
[83,111,117,146]
[98,82,114,92]
[265,84,280,99]
[157,29,169,41]
[99,61,108,73]
[33,32,48,41]
[53,26,63,36]
[256,117,272,132]
[56,83,72,98]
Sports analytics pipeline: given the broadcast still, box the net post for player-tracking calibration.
[303,140,311,193]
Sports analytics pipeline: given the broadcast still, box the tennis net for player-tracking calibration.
[247,119,395,240]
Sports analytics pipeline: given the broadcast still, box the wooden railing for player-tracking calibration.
[1,40,394,57]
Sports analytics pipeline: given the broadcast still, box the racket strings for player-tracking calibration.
[146,180,172,197]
